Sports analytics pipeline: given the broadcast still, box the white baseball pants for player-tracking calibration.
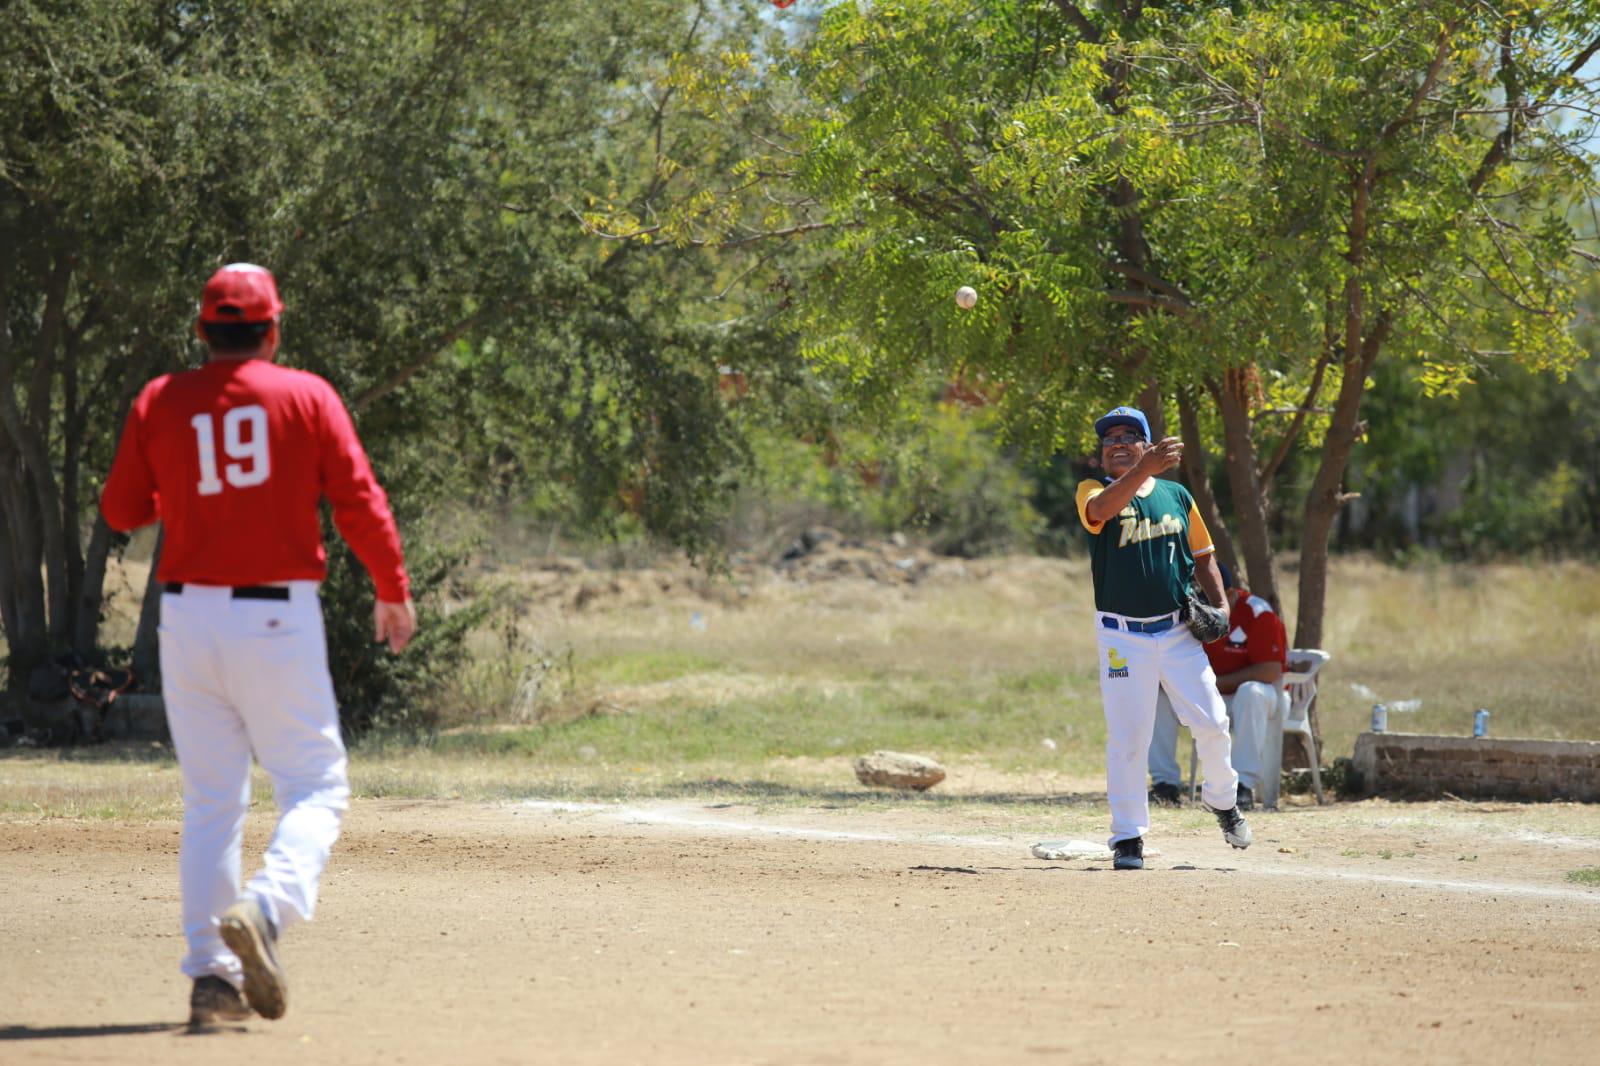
[1096,615,1238,845]
[159,581,349,984]
[1149,680,1281,792]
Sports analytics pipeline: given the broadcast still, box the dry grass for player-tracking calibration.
[4,554,1597,822]
[0,746,186,820]
[1304,557,1600,754]
[453,553,1600,762]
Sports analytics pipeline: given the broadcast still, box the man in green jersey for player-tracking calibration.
[1074,406,1252,870]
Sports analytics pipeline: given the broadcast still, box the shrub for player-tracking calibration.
[737,402,1042,556]
[319,487,492,738]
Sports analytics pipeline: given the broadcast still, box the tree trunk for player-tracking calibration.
[73,515,114,658]
[1176,389,1239,575]
[71,350,153,659]
[0,486,19,678]
[0,458,49,669]
[131,529,164,688]
[10,256,74,648]
[1296,168,1388,653]
[1295,330,1384,651]
[1209,369,1280,610]
[61,343,85,649]
[1137,381,1167,444]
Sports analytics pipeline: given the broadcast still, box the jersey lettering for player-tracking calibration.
[192,405,271,495]
[1117,512,1184,548]
[190,413,224,496]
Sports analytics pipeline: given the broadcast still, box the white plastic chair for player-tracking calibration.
[1187,648,1332,809]
[1260,649,1331,809]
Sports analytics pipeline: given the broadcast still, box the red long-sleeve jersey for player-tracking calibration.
[101,358,410,603]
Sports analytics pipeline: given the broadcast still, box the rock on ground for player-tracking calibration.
[854,751,946,791]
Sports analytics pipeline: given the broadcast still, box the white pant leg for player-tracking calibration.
[1096,627,1162,845]
[1155,630,1239,810]
[1147,688,1183,788]
[1225,681,1278,792]
[220,583,348,933]
[160,589,251,984]
[1259,689,1291,808]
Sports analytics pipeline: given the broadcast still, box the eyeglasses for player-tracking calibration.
[1099,433,1146,447]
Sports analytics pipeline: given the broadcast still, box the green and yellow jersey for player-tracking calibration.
[1075,476,1215,618]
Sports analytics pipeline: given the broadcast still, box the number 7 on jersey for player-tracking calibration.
[191,405,271,495]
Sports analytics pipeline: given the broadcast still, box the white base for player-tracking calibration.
[1030,839,1162,861]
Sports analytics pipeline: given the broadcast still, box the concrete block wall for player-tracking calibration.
[1352,732,1600,802]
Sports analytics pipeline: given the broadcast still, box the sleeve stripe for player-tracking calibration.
[1076,480,1107,534]
[1186,499,1214,555]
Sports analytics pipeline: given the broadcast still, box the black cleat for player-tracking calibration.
[188,975,251,1028]
[1236,784,1254,812]
[1112,837,1145,870]
[1207,803,1253,849]
[1148,782,1183,808]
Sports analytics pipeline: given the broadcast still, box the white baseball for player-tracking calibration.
[955,285,977,310]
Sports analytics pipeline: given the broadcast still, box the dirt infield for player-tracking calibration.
[3,797,1598,1064]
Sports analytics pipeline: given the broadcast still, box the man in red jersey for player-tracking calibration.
[102,264,416,1028]
[1148,561,1287,811]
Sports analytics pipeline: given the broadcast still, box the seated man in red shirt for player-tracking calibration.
[1147,562,1287,811]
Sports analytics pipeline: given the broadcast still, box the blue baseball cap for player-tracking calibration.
[1094,406,1151,441]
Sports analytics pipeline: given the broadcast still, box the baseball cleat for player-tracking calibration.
[1236,784,1255,812]
[219,897,288,1020]
[1148,782,1183,808]
[1207,803,1252,849]
[1112,836,1145,870]
[188,975,252,1028]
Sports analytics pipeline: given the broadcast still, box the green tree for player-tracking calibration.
[1,1,799,724]
[624,1,1343,610]
[635,0,1598,642]
[1182,0,1600,646]
[606,0,1598,757]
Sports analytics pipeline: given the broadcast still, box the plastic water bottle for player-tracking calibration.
[1371,704,1388,733]
[1473,708,1490,738]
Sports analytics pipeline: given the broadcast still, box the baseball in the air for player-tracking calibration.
[955,285,978,310]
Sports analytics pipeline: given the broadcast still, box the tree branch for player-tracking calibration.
[1360,308,1393,375]
[1051,1,1101,43]
[579,214,840,249]
[1470,30,1600,195]
[352,301,521,413]
[1260,113,1367,161]
[26,256,72,430]
[1104,289,1198,320]
[1106,261,1192,302]
[1259,348,1331,491]
[1376,23,1455,147]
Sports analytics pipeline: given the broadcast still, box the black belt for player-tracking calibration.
[163,582,290,601]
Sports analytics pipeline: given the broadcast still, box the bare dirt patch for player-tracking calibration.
[3,797,1597,1065]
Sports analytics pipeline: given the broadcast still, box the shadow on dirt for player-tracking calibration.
[613,778,1106,808]
[0,1022,182,1040]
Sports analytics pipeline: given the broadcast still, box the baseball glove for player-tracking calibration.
[1182,592,1230,644]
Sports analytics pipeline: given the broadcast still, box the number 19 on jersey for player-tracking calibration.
[191,405,271,496]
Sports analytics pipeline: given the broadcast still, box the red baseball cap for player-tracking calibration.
[198,263,284,323]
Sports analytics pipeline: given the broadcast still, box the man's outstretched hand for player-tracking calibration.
[1136,436,1184,476]
[374,599,418,653]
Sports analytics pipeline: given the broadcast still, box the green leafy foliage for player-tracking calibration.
[636,0,1599,646]
[745,401,1043,556]
[1,0,808,722]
